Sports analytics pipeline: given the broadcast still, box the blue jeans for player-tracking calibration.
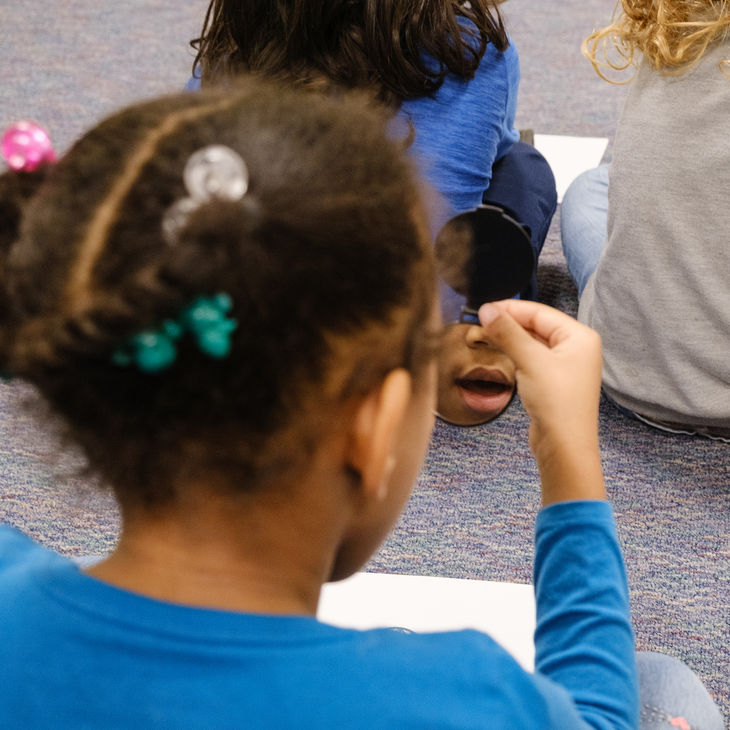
[637,652,724,730]
[559,164,609,296]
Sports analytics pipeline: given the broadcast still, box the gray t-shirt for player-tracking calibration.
[579,40,730,428]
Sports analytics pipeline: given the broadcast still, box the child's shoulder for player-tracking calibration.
[0,524,51,574]
[0,525,75,608]
[361,625,512,667]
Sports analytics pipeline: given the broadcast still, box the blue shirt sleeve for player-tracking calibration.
[533,501,639,730]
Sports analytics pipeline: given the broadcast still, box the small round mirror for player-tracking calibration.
[435,204,534,318]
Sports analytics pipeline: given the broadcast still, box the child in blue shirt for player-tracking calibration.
[0,77,720,728]
[186,0,558,425]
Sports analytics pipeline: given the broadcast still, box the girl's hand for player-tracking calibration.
[478,300,606,505]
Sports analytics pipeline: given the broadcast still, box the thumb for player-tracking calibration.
[478,302,541,371]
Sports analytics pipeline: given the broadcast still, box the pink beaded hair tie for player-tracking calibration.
[1,121,56,172]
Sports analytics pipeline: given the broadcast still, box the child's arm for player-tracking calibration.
[479,301,638,730]
[478,300,604,505]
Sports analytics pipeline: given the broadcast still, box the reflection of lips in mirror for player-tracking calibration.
[455,367,514,415]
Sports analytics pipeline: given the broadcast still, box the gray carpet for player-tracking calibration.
[1,0,728,721]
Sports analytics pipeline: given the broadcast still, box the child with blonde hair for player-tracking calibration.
[561,0,730,439]
[0,78,721,727]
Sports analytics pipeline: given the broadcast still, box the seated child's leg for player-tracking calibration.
[560,165,609,296]
[637,652,724,730]
[482,141,558,300]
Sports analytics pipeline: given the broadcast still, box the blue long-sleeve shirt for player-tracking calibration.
[0,500,637,728]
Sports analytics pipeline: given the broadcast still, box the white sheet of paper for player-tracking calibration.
[533,134,609,203]
[318,572,536,671]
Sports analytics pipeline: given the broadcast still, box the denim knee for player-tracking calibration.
[637,651,724,730]
[560,165,609,296]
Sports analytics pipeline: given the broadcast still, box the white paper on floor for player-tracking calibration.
[318,571,536,671]
[533,134,609,203]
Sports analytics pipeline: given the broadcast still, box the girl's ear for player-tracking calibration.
[347,368,412,502]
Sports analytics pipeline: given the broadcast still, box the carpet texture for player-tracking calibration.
[1,0,728,720]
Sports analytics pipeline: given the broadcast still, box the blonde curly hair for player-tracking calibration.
[583,0,730,81]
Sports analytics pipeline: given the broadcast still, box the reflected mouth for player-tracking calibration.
[455,368,514,416]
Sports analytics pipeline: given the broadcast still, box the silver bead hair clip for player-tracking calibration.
[162,145,249,244]
[109,145,248,373]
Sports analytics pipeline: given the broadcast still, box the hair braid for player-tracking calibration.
[0,79,435,505]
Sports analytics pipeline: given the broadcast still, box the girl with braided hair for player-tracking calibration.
[0,77,720,727]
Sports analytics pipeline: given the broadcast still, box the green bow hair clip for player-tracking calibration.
[112,293,238,373]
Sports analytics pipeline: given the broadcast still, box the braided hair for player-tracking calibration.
[0,78,436,506]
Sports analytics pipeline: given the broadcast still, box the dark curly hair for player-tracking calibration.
[191,0,508,105]
[0,79,435,507]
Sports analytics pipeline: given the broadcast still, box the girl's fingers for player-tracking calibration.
[477,302,545,368]
[480,300,585,349]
